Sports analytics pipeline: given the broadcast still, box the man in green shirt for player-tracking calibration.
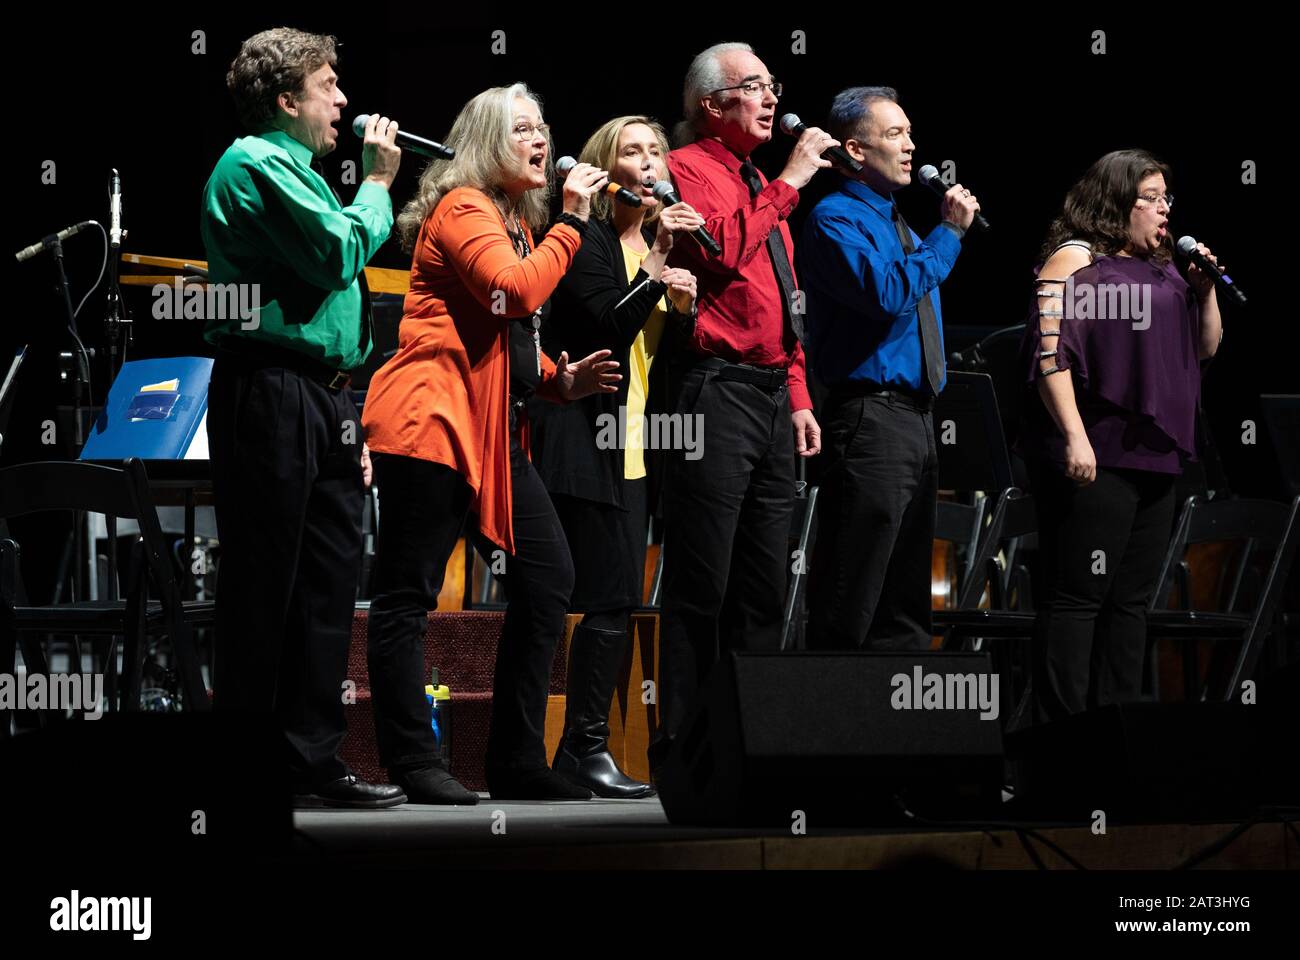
[201,27,404,808]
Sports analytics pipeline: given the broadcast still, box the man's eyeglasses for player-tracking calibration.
[512,122,550,142]
[712,79,782,99]
[1136,193,1174,211]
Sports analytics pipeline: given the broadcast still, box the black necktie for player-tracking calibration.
[739,158,804,345]
[891,204,945,396]
[315,162,374,366]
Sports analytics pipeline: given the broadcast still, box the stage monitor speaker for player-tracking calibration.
[657,652,1005,826]
[1006,698,1299,822]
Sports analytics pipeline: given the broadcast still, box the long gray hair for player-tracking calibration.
[396,83,554,252]
[673,42,753,147]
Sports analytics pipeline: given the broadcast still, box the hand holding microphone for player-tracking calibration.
[777,114,844,189]
[555,156,611,222]
[357,114,402,190]
[555,156,643,211]
[918,164,989,233]
[652,181,721,256]
[1178,236,1246,306]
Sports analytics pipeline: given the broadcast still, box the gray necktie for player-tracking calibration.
[891,204,945,396]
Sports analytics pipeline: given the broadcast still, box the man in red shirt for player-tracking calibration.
[653,41,837,767]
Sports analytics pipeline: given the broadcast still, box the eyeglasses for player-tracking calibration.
[512,122,550,142]
[1136,193,1174,211]
[711,79,782,99]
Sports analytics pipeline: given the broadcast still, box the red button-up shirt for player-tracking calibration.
[665,137,812,411]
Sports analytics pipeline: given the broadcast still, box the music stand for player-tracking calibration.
[933,371,1014,492]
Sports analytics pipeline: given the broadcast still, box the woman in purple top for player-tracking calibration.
[1019,149,1223,722]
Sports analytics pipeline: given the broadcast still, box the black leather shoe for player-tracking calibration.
[487,766,594,801]
[296,773,407,809]
[394,764,480,805]
[552,622,656,799]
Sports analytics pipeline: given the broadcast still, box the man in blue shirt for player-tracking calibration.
[799,86,980,650]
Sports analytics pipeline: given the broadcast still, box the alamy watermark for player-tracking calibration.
[151,278,261,330]
[890,665,999,720]
[50,891,151,940]
[595,406,704,460]
[1061,276,1151,330]
[0,672,104,719]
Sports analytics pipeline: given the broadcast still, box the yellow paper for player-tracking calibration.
[140,379,180,392]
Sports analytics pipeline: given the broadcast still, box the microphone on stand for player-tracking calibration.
[351,114,455,159]
[109,169,123,249]
[15,222,98,263]
[556,156,642,207]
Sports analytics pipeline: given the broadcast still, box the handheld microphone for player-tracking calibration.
[1177,236,1247,306]
[779,113,862,174]
[109,169,123,249]
[652,181,721,257]
[555,156,642,207]
[352,114,455,160]
[918,164,990,232]
[15,221,98,263]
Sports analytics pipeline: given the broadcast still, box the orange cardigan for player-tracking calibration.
[362,187,581,553]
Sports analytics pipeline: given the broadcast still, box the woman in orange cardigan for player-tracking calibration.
[362,83,618,802]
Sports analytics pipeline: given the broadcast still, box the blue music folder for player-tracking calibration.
[80,357,213,460]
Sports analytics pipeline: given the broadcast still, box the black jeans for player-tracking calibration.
[656,361,795,750]
[807,391,938,651]
[1029,461,1176,723]
[367,436,574,778]
[208,358,363,785]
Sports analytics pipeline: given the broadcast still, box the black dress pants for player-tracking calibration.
[367,435,574,779]
[1029,461,1176,723]
[208,357,363,785]
[655,361,795,751]
[807,391,938,651]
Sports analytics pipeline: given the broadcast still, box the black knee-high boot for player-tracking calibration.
[552,623,655,798]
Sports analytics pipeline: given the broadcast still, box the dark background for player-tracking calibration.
[3,7,1287,595]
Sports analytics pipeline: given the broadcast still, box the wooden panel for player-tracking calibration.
[117,253,410,295]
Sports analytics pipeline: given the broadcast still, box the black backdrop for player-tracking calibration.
[3,7,1287,594]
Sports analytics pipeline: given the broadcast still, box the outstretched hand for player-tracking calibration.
[554,348,621,400]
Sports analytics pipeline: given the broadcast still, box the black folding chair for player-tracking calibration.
[1146,494,1300,702]
[0,459,210,725]
[934,488,1038,726]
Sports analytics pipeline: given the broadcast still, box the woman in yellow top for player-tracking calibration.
[530,116,704,796]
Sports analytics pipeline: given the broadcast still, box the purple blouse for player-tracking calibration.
[1018,253,1203,474]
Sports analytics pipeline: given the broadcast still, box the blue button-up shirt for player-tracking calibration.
[798,177,962,393]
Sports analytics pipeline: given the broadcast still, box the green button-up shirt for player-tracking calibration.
[199,129,392,370]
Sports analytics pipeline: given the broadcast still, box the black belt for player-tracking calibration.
[216,338,352,392]
[693,357,788,393]
[829,379,935,412]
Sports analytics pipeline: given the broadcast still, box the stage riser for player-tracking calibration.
[341,610,660,790]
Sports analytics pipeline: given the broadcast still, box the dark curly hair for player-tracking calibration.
[226,28,338,133]
[1041,149,1173,264]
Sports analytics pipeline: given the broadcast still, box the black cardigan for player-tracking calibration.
[529,217,686,510]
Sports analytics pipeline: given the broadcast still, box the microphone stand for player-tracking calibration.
[51,235,92,603]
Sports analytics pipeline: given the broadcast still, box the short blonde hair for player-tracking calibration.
[396,83,553,252]
[578,116,672,224]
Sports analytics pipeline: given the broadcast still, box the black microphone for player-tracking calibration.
[352,114,454,160]
[15,221,97,263]
[652,181,722,257]
[555,156,642,207]
[1177,236,1247,306]
[918,164,990,233]
[779,113,862,175]
[109,169,123,249]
